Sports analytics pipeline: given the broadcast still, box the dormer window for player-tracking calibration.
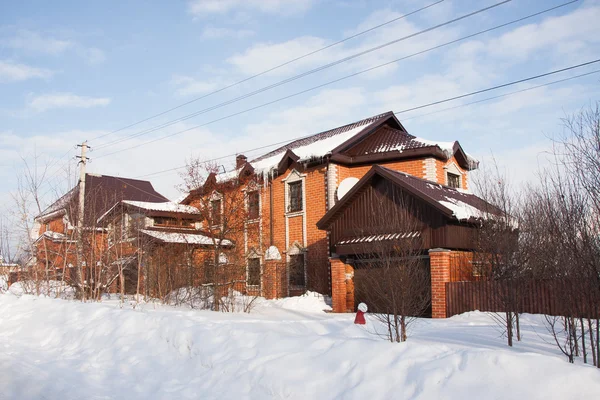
[447,172,461,189]
[288,181,303,213]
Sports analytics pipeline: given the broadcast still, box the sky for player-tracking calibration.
[1,0,599,216]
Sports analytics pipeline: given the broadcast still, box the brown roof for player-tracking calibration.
[249,110,477,172]
[317,165,499,230]
[343,124,434,156]
[37,173,169,226]
[251,111,399,163]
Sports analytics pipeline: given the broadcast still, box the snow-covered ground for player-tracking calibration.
[1,292,599,400]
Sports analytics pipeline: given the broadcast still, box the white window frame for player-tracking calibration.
[287,242,307,289]
[244,182,262,223]
[444,162,463,189]
[282,169,306,217]
[209,191,224,229]
[246,248,262,290]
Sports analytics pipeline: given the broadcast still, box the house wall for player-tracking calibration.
[179,147,473,302]
[264,164,330,295]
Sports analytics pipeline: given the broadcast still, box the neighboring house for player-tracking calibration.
[97,200,230,296]
[0,254,19,274]
[32,173,169,289]
[181,110,484,313]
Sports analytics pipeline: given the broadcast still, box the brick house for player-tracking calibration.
[97,199,231,296]
[181,111,486,315]
[32,173,169,290]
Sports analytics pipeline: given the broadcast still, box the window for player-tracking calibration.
[247,258,261,287]
[289,254,305,287]
[211,199,222,225]
[447,172,460,189]
[248,191,260,220]
[288,181,303,213]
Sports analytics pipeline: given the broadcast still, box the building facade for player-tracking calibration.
[180,111,485,315]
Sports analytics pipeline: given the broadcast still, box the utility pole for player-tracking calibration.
[75,141,90,299]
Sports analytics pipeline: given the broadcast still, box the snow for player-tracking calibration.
[439,198,486,221]
[140,229,232,246]
[1,291,599,400]
[252,122,377,174]
[7,280,75,299]
[216,168,242,183]
[265,245,282,260]
[122,200,200,214]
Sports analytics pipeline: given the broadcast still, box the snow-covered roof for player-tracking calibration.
[122,200,199,214]
[250,112,392,174]
[247,111,478,176]
[140,229,232,246]
[34,230,75,244]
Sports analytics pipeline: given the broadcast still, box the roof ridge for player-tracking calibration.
[251,110,394,163]
[86,173,156,184]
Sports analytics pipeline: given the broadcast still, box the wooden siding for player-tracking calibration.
[329,176,477,255]
[446,280,600,318]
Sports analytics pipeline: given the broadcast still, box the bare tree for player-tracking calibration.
[472,160,525,347]
[351,182,430,342]
[178,158,264,312]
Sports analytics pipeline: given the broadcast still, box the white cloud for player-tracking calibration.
[28,93,111,112]
[188,0,314,17]
[225,7,458,79]
[0,60,53,83]
[200,26,255,39]
[483,3,600,63]
[1,29,106,65]
[171,75,223,96]
[1,30,73,55]
[227,36,333,76]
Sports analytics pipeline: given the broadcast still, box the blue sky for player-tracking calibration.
[1,0,599,213]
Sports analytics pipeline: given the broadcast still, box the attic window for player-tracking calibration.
[447,172,460,189]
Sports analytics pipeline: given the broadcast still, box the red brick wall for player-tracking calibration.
[436,156,469,190]
[337,159,428,183]
[430,248,451,318]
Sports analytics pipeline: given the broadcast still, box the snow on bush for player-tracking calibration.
[8,280,75,299]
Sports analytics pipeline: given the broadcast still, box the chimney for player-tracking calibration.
[236,154,247,169]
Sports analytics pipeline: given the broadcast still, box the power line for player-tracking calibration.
[133,62,599,181]
[93,2,586,160]
[401,69,600,121]
[93,0,512,150]
[393,59,600,115]
[89,1,446,142]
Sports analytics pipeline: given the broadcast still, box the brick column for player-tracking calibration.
[429,248,451,318]
[330,258,346,313]
[345,263,355,312]
[263,259,286,299]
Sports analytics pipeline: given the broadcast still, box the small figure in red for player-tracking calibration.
[354,302,368,325]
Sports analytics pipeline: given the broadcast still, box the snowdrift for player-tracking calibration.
[0,294,599,399]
